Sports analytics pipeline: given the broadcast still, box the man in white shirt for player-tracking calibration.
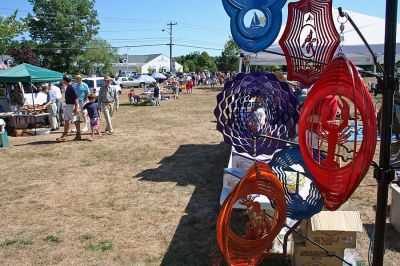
[49,83,64,126]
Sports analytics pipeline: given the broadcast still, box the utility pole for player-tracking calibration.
[167,21,177,73]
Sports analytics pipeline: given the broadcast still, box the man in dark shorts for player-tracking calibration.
[57,74,81,142]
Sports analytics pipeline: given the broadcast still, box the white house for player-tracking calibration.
[113,53,183,74]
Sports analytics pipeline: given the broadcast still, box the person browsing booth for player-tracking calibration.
[41,85,58,131]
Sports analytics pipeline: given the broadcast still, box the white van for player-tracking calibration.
[82,77,121,96]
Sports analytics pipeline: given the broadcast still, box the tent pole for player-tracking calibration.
[373,0,398,265]
[30,82,35,112]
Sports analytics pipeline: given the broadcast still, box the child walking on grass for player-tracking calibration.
[82,94,101,142]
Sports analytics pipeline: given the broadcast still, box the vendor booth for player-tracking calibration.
[0,64,63,135]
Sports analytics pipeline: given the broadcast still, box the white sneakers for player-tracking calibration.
[70,124,88,133]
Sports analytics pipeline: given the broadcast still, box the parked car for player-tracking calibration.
[82,77,121,96]
[134,75,157,88]
[116,77,137,88]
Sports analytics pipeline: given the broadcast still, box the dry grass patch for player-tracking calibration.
[0,86,399,265]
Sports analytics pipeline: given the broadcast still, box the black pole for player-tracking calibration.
[373,0,398,265]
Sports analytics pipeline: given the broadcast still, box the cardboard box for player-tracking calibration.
[231,148,273,172]
[293,243,345,266]
[390,184,400,233]
[305,211,363,249]
[219,168,274,212]
[222,168,244,191]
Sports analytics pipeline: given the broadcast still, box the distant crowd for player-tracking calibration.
[39,71,237,143]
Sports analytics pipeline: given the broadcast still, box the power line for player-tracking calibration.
[176,21,227,32]
[174,44,223,51]
[174,37,225,46]
[32,44,169,51]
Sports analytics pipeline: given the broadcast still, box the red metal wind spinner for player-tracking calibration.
[298,54,377,211]
[217,162,286,266]
[279,0,340,87]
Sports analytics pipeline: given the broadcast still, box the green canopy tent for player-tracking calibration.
[0,63,63,109]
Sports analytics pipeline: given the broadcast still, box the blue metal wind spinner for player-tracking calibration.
[222,0,287,53]
[269,147,324,220]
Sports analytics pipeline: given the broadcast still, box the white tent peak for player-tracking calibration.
[242,7,400,65]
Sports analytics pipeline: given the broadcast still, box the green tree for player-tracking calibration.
[0,11,27,60]
[147,67,156,74]
[176,51,217,73]
[75,39,118,75]
[27,0,99,73]
[216,37,240,72]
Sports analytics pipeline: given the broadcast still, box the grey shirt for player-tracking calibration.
[98,85,119,107]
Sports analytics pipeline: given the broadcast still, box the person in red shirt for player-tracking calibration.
[186,79,193,94]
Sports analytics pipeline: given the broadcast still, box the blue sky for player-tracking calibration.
[0,0,397,56]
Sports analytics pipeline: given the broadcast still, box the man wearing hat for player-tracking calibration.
[98,75,119,134]
[42,84,58,131]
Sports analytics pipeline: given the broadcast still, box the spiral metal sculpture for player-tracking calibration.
[298,54,377,211]
[279,0,340,87]
[214,72,299,156]
[222,0,287,53]
[217,162,287,266]
[269,147,324,220]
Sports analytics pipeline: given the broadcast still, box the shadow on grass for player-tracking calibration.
[134,142,230,265]
[13,140,60,146]
[195,86,224,93]
[363,222,400,253]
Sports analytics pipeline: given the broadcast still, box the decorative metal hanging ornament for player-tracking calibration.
[269,147,324,220]
[222,0,287,53]
[214,72,299,156]
[279,0,340,87]
[217,162,286,266]
[298,54,377,211]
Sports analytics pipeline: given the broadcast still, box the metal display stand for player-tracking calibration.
[239,1,399,265]
[373,1,398,265]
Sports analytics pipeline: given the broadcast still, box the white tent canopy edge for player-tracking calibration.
[241,8,400,66]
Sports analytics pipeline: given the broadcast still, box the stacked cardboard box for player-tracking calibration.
[219,147,275,210]
[391,184,400,233]
[293,211,363,266]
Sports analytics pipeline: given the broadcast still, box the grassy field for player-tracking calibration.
[0,86,399,265]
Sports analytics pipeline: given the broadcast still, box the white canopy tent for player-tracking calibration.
[242,8,400,66]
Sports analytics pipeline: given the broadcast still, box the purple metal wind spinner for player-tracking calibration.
[214,73,299,156]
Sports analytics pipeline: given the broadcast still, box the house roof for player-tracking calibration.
[0,55,13,61]
[120,54,162,64]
